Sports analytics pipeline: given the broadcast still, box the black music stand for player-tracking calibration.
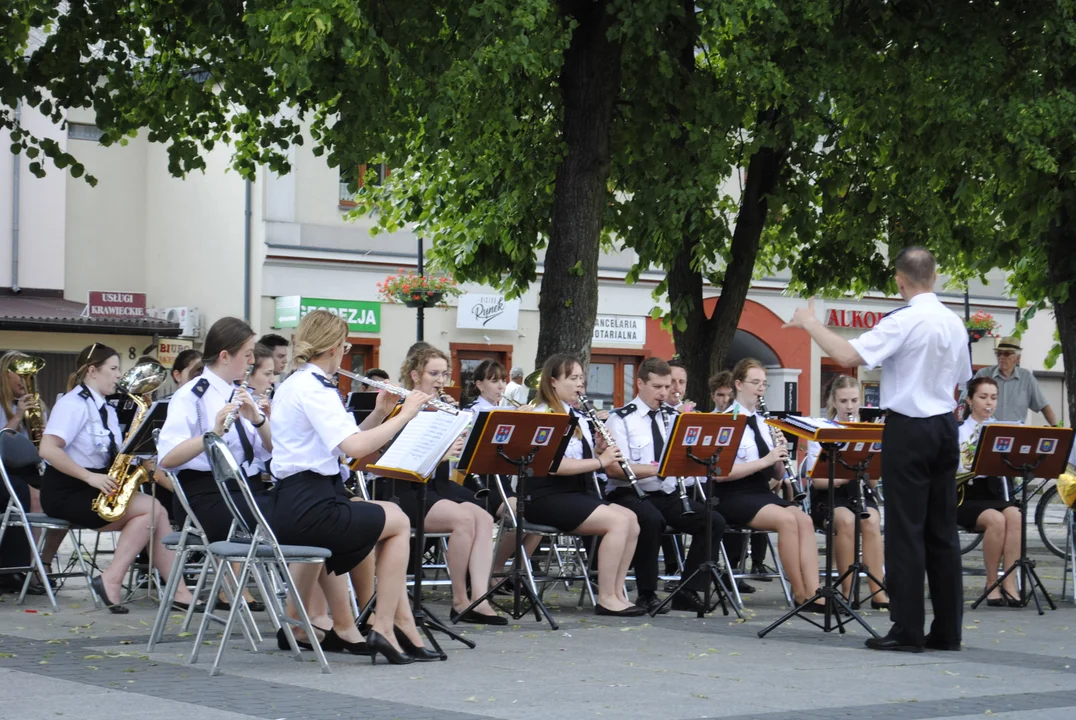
[362,442,477,658]
[650,413,745,618]
[346,391,378,425]
[122,400,169,600]
[759,422,882,638]
[969,424,1074,614]
[453,410,573,630]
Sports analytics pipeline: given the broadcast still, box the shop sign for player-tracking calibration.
[158,339,194,368]
[275,295,380,333]
[456,294,520,330]
[88,291,147,319]
[593,315,646,344]
[826,309,885,329]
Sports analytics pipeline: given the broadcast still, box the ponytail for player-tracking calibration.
[67,343,119,392]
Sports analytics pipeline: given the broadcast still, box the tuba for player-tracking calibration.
[9,355,46,447]
[91,360,167,522]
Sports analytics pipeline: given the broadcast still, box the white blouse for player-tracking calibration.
[270,364,358,478]
[43,384,122,469]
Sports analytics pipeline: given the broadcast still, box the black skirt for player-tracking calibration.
[957,476,1019,531]
[174,470,274,543]
[376,463,489,528]
[39,465,111,530]
[810,483,880,529]
[711,473,791,527]
[525,473,606,533]
[270,471,386,575]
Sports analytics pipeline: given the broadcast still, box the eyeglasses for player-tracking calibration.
[994,350,1015,358]
[425,370,452,380]
[744,380,769,389]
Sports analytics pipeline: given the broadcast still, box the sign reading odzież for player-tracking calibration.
[88,291,147,319]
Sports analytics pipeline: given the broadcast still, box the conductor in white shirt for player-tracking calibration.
[785,246,971,653]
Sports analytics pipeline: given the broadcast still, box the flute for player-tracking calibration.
[222,365,254,433]
[335,368,458,414]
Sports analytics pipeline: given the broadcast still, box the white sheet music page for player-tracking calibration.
[377,410,474,478]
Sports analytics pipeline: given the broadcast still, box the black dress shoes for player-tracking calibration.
[670,590,708,613]
[924,634,962,651]
[395,627,444,661]
[865,633,924,653]
[450,608,509,626]
[870,599,890,610]
[751,563,777,581]
[635,593,670,615]
[737,580,757,594]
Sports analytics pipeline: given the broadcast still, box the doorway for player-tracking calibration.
[587,351,647,410]
[449,343,514,396]
[338,338,381,395]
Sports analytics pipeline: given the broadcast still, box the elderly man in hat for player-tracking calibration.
[967,336,1057,426]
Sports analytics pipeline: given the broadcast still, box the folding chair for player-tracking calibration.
[0,429,98,611]
[721,527,793,610]
[192,433,332,676]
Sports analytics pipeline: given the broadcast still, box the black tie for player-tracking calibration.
[746,414,770,458]
[98,403,119,462]
[649,409,665,461]
[229,389,256,465]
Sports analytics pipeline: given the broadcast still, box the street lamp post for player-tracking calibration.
[417,237,425,342]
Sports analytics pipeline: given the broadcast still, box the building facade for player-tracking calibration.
[1,107,1065,421]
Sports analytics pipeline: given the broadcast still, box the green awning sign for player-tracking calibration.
[274,296,381,333]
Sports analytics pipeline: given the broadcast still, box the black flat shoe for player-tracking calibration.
[865,633,924,653]
[870,599,890,610]
[90,576,129,614]
[366,629,414,665]
[323,628,372,656]
[172,600,208,613]
[395,627,444,661]
[275,627,314,651]
[450,608,509,626]
[595,603,648,617]
[986,596,1007,607]
[924,633,962,651]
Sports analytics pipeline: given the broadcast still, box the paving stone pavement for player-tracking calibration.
[1,544,1074,720]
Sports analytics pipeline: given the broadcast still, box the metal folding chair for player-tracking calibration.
[721,527,793,610]
[0,429,98,610]
[192,433,332,675]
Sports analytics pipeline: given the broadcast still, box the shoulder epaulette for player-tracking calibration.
[313,373,338,389]
[191,378,210,398]
[77,385,92,399]
[611,405,635,419]
[883,306,909,318]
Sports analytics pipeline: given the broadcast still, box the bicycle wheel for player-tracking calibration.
[960,528,984,555]
[1035,484,1072,559]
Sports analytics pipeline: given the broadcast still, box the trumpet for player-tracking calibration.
[577,393,647,500]
[757,397,806,504]
[659,404,696,516]
[221,365,254,434]
[335,368,459,415]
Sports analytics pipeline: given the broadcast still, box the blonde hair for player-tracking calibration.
[401,347,450,390]
[0,350,50,422]
[824,376,861,420]
[291,310,348,369]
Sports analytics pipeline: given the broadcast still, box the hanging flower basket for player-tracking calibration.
[965,311,999,344]
[377,269,460,309]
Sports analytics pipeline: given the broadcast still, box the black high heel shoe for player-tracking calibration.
[323,628,372,656]
[365,629,415,665]
[395,627,443,662]
[90,576,128,614]
[275,624,330,651]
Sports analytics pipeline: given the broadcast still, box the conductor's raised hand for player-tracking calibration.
[400,390,432,420]
[783,298,818,330]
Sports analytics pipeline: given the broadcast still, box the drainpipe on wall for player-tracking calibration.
[11,100,22,294]
[244,178,252,322]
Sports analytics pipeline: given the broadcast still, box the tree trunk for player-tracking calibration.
[1046,194,1076,427]
[535,0,622,368]
[670,128,786,411]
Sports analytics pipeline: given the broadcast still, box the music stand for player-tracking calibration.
[453,410,573,630]
[817,421,886,609]
[649,413,745,618]
[758,420,882,638]
[968,423,1074,614]
[345,391,378,425]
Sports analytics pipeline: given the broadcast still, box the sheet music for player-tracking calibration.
[376,410,474,479]
[780,416,842,433]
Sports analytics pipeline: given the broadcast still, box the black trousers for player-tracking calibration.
[608,488,726,594]
[883,411,963,645]
[721,532,768,569]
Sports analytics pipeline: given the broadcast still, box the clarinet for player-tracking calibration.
[659,404,696,516]
[577,393,647,500]
[756,397,806,503]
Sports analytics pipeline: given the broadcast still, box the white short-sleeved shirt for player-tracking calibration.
[465,395,499,413]
[270,364,359,477]
[504,381,529,407]
[848,293,971,418]
[157,367,266,476]
[728,401,776,468]
[604,396,689,494]
[43,384,121,469]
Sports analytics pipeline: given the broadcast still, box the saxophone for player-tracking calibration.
[91,361,167,522]
[9,355,46,446]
